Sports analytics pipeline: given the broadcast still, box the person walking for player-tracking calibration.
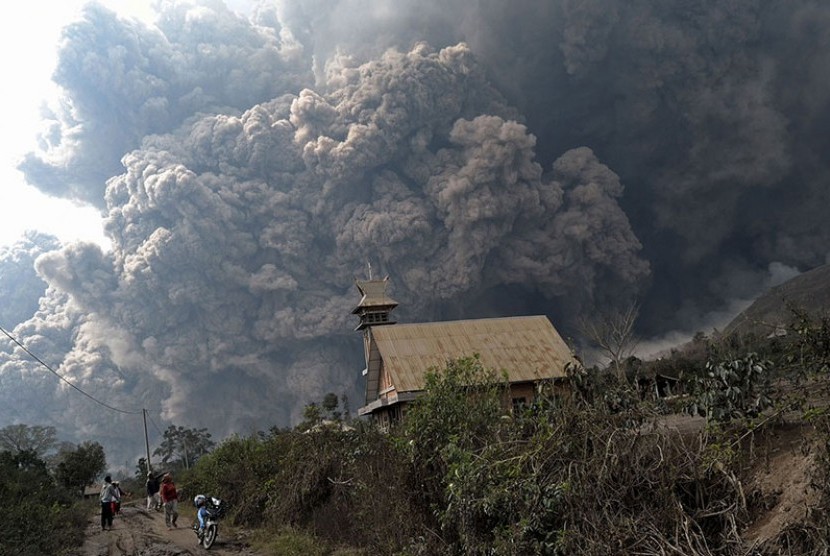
[99,475,118,531]
[146,471,161,510]
[159,473,179,529]
[112,481,123,515]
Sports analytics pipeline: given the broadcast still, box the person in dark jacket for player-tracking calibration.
[146,472,161,510]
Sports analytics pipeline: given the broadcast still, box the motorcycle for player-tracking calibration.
[194,496,227,550]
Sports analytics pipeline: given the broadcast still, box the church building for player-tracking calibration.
[352,277,577,428]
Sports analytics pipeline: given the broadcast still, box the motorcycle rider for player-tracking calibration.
[193,494,211,538]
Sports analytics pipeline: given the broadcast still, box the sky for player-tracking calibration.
[0,0,828,470]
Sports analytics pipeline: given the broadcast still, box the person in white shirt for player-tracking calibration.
[99,475,118,530]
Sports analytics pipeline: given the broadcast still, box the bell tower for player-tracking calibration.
[352,276,398,331]
[353,271,398,407]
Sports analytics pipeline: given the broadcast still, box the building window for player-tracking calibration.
[364,312,389,324]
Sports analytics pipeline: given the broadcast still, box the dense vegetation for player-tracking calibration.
[5,309,830,555]
[0,434,104,556]
[176,310,830,555]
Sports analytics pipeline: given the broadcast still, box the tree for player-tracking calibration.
[0,424,58,458]
[578,302,640,382]
[54,441,106,497]
[1,449,87,555]
[322,392,342,421]
[3,448,49,473]
[299,393,347,431]
[153,425,214,469]
[0,449,52,508]
[299,402,323,431]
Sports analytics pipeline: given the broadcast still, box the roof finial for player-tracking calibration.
[367,260,373,280]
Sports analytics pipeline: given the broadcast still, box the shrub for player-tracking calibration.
[686,353,774,424]
[186,426,421,554]
[401,357,755,555]
[402,355,509,523]
[0,450,88,555]
[184,432,285,525]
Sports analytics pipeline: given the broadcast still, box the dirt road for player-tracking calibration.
[67,502,263,556]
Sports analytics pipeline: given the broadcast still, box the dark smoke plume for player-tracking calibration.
[2,0,828,465]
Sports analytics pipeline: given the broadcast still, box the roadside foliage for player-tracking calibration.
[7,310,830,555]
[180,312,830,555]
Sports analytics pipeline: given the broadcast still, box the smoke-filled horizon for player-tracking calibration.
[1,0,828,467]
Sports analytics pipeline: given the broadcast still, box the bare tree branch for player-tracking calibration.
[579,301,641,381]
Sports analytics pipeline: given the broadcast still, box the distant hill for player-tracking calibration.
[724,263,830,337]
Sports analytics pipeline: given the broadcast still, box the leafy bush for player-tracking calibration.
[686,353,774,423]
[184,335,830,555]
[186,425,422,553]
[402,355,509,516]
[184,432,284,525]
[400,357,755,555]
[0,450,89,556]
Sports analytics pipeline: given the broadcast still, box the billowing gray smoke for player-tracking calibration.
[0,233,59,328]
[2,0,828,466]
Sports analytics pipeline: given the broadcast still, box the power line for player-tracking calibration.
[0,325,143,415]
[147,414,165,436]
[2,325,301,433]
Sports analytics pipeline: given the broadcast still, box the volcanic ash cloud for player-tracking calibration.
[5,43,647,455]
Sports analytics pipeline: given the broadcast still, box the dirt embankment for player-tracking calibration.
[67,502,262,556]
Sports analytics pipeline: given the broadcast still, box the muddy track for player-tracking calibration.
[67,503,262,556]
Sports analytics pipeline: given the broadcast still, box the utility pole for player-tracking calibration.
[143,409,152,473]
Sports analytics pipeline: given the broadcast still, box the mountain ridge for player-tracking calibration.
[724,263,830,337]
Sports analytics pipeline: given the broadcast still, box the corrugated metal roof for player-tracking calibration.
[352,278,399,312]
[369,315,576,393]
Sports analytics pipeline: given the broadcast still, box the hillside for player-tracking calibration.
[740,421,822,548]
[725,263,830,337]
